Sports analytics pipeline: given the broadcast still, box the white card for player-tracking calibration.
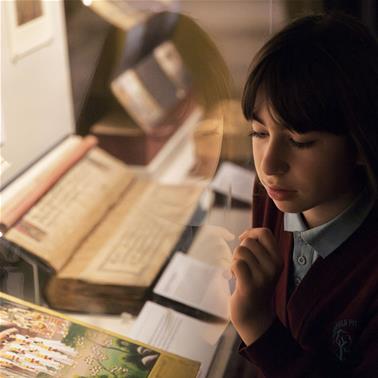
[211,161,255,204]
[128,301,221,378]
[153,252,230,320]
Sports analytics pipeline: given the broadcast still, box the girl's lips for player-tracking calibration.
[267,186,296,201]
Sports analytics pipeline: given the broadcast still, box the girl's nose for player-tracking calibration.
[261,140,289,176]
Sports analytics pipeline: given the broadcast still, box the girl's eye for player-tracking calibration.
[249,130,268,138]
[249,129,316,149]
[289,138,316,149]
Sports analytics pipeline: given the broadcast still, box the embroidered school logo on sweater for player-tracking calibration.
[332,319,360,361]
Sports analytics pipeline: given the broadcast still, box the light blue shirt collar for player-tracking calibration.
[284,188,375,259]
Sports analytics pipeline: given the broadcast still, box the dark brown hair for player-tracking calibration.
[242,13,378,195]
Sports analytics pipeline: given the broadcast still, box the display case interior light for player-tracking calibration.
[81,0,93,7]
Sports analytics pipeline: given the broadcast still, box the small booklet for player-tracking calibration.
[0,292,200,378]
[153,252,230,320]
[128,301,220,378]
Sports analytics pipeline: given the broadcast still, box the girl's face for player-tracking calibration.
[251,97,359,228]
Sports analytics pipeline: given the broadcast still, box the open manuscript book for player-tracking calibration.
[1,135,203,314]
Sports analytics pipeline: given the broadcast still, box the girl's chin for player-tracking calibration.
[272,199,305,214]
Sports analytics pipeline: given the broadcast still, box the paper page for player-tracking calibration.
[0,135,97,230]
[128,301,219,378]
[0,135,82,212]
[5,148,134,271]
[211,161,255,204]
[63,182,203,286]
[153,252,230,320]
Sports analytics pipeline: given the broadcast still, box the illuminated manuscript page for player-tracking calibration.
[5,148,135,271]
[59,181,204,286]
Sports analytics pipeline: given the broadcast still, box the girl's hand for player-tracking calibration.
[230,227,283,346]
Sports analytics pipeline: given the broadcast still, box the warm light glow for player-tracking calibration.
[82,0,93,7]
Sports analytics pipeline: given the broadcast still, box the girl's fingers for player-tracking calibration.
[233,246,264,283]
[239,228,281,264]
[238,230,249,240]
[233,245,260,268]
[240,237,276,276]
[239,228,277,252]
[231,258,252,293]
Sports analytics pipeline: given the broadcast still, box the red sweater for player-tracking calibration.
[239,183,378,378]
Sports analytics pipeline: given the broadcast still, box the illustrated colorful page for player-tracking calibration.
[0,292,200,378]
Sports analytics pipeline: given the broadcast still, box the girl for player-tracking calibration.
[230,13,378,378]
